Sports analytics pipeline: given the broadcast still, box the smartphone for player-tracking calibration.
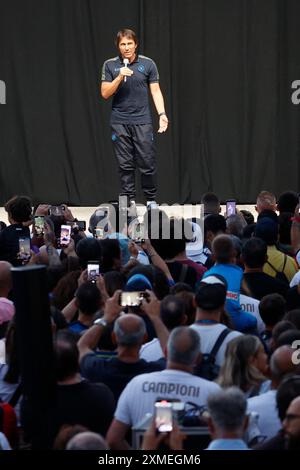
[76,220,86,231]
[49,205,65,216]
[18,237,31,260]
[87,262,100,283]
[131,222,145,243]
[71,220,86,233]
[60,224,71,247]
[34,216,44,235]
[226,199,236,216]
[94,227,105,239]
[120,291,145,307]
[154,400,173,433]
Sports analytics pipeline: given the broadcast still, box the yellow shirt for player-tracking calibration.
[263,245,298,282]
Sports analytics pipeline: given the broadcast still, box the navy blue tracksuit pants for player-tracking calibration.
[111,123,157,200]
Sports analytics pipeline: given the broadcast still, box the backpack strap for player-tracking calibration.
[282,254,287,271]
[8,384,22,408]
[267,254,287,275]
[210,328,231,360]
[179,263,188,283]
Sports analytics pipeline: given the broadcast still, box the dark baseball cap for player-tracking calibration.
[195,274,227,310]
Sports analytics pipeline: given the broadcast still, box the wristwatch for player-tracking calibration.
[159,112,166,117]
[93,318,108,328]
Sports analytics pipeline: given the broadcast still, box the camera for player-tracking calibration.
[154,400,173,433]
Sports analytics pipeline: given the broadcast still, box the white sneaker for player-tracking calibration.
[146,200,158,209]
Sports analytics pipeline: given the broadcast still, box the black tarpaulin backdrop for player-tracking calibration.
[0,0,300,205]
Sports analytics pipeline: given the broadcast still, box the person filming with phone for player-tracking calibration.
[78,289,166,402]
[0,195,33,266]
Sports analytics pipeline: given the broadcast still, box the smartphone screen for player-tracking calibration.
[49,205,64,216]
[94,227,105,239]
[18,237,31,260]
[155,400,173,433]
[60,224,71,246]
[76,220,86,231]
[120,291,144,307]
[34,216,44,235]
[226,200,236,216]
[71,220,86,233]
[87,262,100,283]
[132,222,145,242]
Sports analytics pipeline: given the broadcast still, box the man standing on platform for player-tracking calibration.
[101,29,168,207]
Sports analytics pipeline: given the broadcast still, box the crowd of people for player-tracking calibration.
[1,190,300,450]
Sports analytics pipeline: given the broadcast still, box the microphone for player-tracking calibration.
[123,58,129,82]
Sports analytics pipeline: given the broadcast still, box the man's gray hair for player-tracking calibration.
[207,387,247,431]
[114,315,146,346]
[167,326,200,366]
[66,432,108,450]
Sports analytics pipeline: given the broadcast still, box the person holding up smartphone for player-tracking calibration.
[0,195,32,266]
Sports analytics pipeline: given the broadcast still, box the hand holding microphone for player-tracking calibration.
[118,58,133,83]
[123,58,129,82]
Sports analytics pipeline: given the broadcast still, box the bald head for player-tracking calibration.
[114,314,146,346]
[66,431,108,450]
[0,261,12,296]
[270,346,299,384]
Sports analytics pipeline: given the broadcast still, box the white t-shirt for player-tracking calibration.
[115,369,220,427]
[290,269,300,288]
[190,323,241,367]
[240,294,265,334]
[140,338,163,362]
[247,389,281,440]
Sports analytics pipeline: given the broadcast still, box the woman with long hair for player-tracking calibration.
[217,335,269,398]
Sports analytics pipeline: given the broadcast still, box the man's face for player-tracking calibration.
[283,397,300,449]
[118,35,137,62]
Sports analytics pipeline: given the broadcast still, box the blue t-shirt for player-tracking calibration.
[101,54,159,124]
[203,264,257,333]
